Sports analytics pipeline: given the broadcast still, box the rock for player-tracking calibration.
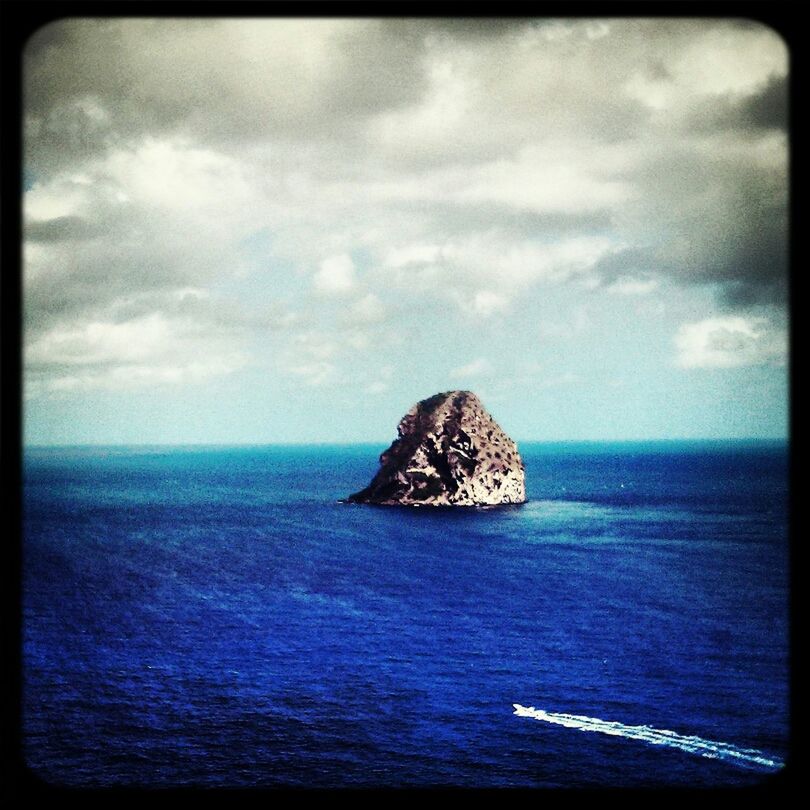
[347,390,526,507]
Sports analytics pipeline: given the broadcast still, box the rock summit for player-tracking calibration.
[347,390,526,507]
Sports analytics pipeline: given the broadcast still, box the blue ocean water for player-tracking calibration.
[22,442,789,788]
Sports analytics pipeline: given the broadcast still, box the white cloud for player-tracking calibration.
[278,330,341,387]
[313,254,357,294]
[23,18,789,417]
[287,361,336,387]
[461,234,615,288]
[27,315,156,366]
[369,56,473,157]
[381,232,616,311]
[451,145,634,215]
[585,21,611,41]
[103,137,256,217]
[23,135,270,352]
[289,331,337,361]
[27,136,258,232]
[450,357,493,379]
[669,23,787,97]
[348,293,386,324]
[25,311,247,395]
[606,277,659,296]
[384,243,442,269]
[468,291,509,317]
[674,315,787,369]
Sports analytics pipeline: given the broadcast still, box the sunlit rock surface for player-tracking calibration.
[347,390,526,507]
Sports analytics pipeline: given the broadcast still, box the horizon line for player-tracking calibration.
[22,437,790,449]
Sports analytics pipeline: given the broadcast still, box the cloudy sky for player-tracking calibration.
[23,17,789,445]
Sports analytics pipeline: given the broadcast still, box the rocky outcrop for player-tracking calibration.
[347,390,526,507]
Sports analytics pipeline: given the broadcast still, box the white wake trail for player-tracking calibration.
[513,704,783,771]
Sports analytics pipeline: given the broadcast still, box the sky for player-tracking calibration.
[22,17,790,445]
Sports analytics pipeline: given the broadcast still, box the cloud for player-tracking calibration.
[624,135,788,306]
[22,18,789,403]
[25,215,107,242]
[450,358,493,379]
[24,19,431,172]
[288,331,337,361]
[674,315,787,369]
[347,293,386,324]
[23,135,266,338]
[468,291,509,317]
[313,254,357,295]
[379,232,616,312]
[686,74,788,135]
[606,277,659,296]
[24,309,248,396]
[278,330,345,387]
[447,145,634,215]
[286,361,337,387]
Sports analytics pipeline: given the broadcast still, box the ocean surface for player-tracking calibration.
[22,441,790,788]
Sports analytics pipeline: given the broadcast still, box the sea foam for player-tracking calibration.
[512,704,783,772]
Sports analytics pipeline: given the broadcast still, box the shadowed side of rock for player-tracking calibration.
[347,390,526,507]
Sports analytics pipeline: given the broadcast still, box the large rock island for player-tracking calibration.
[347,390,526,507]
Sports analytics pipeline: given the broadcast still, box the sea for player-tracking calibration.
[21,441,790,789]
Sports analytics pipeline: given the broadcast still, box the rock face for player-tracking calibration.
[347,390,526,507]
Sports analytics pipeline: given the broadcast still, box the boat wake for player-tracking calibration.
[512,704,783,772]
